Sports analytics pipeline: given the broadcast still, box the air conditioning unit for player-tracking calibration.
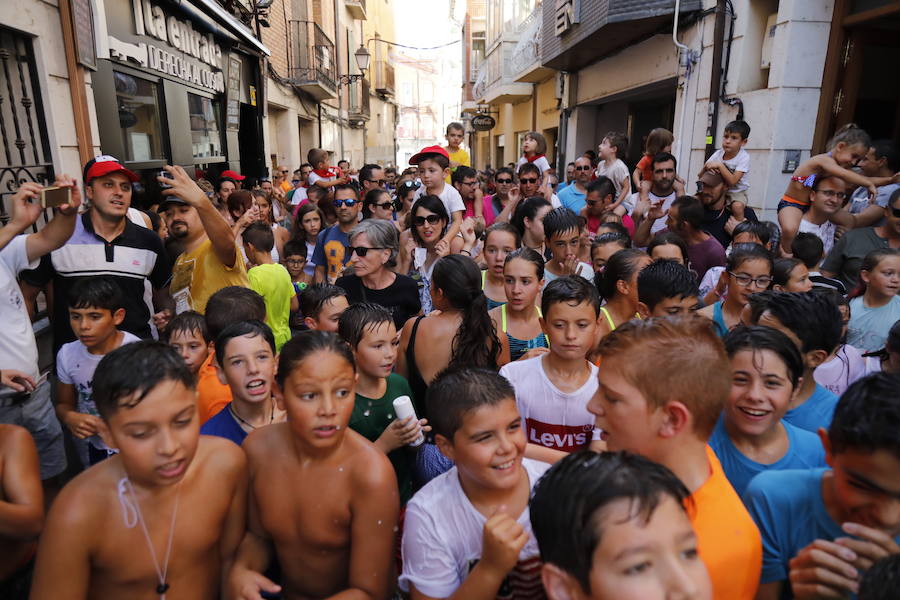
[760,13,777,69]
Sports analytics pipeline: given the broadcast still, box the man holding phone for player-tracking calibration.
[0,176,81,484]
[21,156,172,352]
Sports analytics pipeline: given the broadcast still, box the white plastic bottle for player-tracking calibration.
[392,395,425,447]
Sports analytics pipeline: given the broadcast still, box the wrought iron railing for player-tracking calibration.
[472,62,487,100]
[375,60,394,96]
[287,20,337,90]
[0,27,54,230]
[510,4,542,74]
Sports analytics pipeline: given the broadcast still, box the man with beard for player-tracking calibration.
[695,169,758,248]
[162,165,249,314]
[631,152,680,237]
[22,156,171,352]
[313,184,362,283]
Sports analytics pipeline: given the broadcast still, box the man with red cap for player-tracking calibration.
[160,165,249,314]
[21,156,172,352]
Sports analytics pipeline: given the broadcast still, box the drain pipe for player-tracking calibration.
[704,0,728,161]
[672,0,693,174]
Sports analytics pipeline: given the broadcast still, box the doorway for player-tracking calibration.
[626,96,676,166]
[239,102,264,177]
[814,1,900,150]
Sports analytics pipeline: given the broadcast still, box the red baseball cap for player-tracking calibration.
[409,145,450,165]
[220,169,246,181]
[83,155,139,184]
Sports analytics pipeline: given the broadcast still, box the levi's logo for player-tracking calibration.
[525,418,593,452]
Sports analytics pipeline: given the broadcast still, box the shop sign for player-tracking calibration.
[555,0,580,36]
[472,114,496,131]
[108,0,225,93]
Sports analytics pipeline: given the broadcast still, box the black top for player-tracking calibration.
[702,204,759,249]
[335,272,421,330]
[22,212,170,352]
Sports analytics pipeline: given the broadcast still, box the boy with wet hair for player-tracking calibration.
[30,341,247,599]
[196,286,267,424]
[299,282,349,332]
[401,367,549,599]
[637,259,701,318]
[588,315,762,600]
[745,372,900,600]
[753,291,843,432]
[542,207,594,281]
[531,450,712,600]
[163,310,211,377]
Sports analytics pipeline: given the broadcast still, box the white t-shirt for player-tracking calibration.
[0,235,40,382]
[699,266,726,299]
[707,148,750,192]
[56,332,141,448]
[813,344,868,398]
[400,458,549,598]
[414,182,466,216]
[596,158,630,200]
[289,186,309,206]
[543,261,593,284]
[799,217,837,257]
[629,190,677,235]
[516,155,551,174]
[499,356,600,452]
[307,168,341,188]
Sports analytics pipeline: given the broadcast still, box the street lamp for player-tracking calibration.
[339,45,371,85]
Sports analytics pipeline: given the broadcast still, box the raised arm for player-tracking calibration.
[161,165,238,268]
[20,176,82,262]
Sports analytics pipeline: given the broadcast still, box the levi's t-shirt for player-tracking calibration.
[499,355,599,452]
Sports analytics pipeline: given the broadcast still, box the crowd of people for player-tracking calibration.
[0,117,899,600]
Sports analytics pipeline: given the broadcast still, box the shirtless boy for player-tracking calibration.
[228,331,399,600]
[0,424,43,596]
[29,341,247,599]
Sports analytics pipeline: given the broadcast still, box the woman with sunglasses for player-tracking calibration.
[362,188,399,229]
[698,243,774,337]
[335,219,421,330]
[396,196,472,314]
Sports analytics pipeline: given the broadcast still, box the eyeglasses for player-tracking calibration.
[291,179,301,184]
[729,272,773,288]
[372,201,394,210]
[575,165,592,171]
[414,214,442,226]
[815,189,847,200]
[349,246,387,257]
[892,206,900,218]
[495,178,513,184]
[461,180,478,186]
[281,170,289,174]
[366,179,386,186]
[333,198,358,207]
[519,177,538,184]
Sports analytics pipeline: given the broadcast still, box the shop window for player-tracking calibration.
[188,93,224,160]
[114,71,165,162]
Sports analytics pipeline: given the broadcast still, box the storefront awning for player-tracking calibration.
[186,0,271,56]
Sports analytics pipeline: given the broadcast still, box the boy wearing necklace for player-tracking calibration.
[30,341,248,599]
[201,320,285,445]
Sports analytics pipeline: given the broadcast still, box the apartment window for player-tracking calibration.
[188,93,224,160]
[114,71,165,162]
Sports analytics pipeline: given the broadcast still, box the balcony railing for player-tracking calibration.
[472,62,487,100]
[510,5,541,74]
[345,0,366,20]
[349,78,370,121]
[375,60,394,96]
[287,20,337,100]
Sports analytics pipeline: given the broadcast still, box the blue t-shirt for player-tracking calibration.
[311,225,351,283]
[783,384,838,433]
[847,295,900,353]
[558,185,587,214]
[200,405,247,446]
[744,468,900,588]
[709,416,827,498]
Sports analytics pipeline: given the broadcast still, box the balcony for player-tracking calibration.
[374,60,394,97]
[287,21,337,101]
[472,63,487,102]
[510,5,554,83]
[481,43,531,105]
[345,0,366,20]
[348,78,370,125]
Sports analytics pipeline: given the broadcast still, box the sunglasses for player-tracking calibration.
[333,198,358,207]
[574,165,592,171]
[414,214,442,226]
[495,178,513,184]
[519,177,538,184]
[366,179,386,186]
[349,246,386,257]
[372,201,394,210]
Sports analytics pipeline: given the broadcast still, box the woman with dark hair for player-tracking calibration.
[396,254,502,483]
[698,243,774,337]
[396,195,473,313]
[362,188,398,226]
[648,231,690,267]
[226,189,253,228]
[335,219,420,330]
[250,190,290,261]
[511,196,552,259]
[291,203,324,278]
[594,248,652,340]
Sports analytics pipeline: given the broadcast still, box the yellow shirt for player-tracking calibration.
[171,238,249,314]
[445,147,471,183]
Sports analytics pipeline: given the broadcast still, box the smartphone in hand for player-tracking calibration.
[40,186,71,209]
